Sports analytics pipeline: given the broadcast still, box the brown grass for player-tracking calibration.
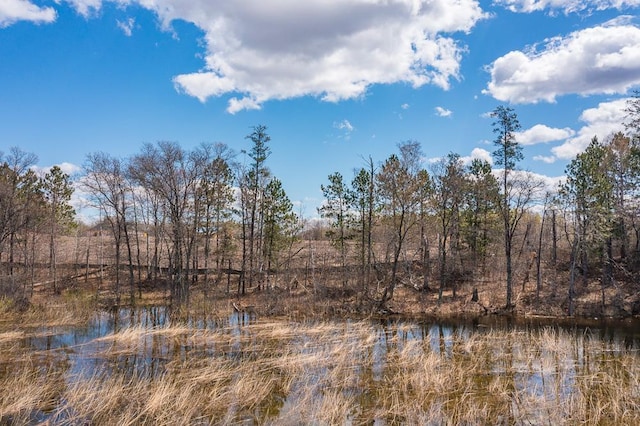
[1,315,638,425]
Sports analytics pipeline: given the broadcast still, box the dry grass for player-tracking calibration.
[0,316,638,425]
[0,290,98,330]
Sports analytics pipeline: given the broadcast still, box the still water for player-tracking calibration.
[2,307,639,424]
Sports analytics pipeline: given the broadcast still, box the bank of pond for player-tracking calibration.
[1,305,639,424]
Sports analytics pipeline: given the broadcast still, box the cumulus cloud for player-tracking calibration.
[0,0,56,27]
[516,124,575,146]
[117,17,135,36]
[484,22,640,103]
[551,98,628,159]
[435,106,453,117]
[461,147,493,165]
[401,103,410,110]
[494,0,640,14]
[62,0,487,113]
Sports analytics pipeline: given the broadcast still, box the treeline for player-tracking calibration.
[1,98,640,314]
[0,150,74,295]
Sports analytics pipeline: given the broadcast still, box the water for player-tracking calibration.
[1,307,639,424]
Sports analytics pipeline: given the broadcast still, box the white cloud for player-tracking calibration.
[430,147,492,166]
[333,119,355,140]
[31,162,81,177]
[484,23,640,103]
[516,170,565,196]
[63,0,104,18]
[57,162,82,176]
[516,124,575,146]
[492,169,564,203]
[435,106,453,117]
[334,119,354,133]
[461,147,493,165]
[401,103,410,110]
[551,98,628,159]
[117,17,135,36]
[66,0,488,113]
[227,96,262,114]
[533,155,557,163]
[0,0,56,27]
[494,1,640,14]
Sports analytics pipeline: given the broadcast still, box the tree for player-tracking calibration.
[605,132,640,264]
[129,141,206,306]
[240,125,271,292]
[624,90,640,145]
[376,141,426,307]
[319,172,352,288]
[560,136,613,314]
[351,158,376,296]
[262,177,297,288]
[431,153,466,301]
[416,169,433,292]
[83,152,135,304]
[199,144,235,291]
[0,148,41,279]
[41,165,75,294]
[462,159,499,283]
[491,105,524,308]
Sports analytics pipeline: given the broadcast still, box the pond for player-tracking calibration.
[1,306,639,424]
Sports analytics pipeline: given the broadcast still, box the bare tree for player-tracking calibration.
[83,152,135,304]
[130,141,206,306]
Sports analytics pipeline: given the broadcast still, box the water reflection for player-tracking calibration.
[2,307,639,423]
[7,308,640,377]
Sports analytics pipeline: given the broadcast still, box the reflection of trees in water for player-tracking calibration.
[1,309,639,423]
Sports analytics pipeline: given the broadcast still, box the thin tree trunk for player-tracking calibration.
[568,238,578,316]
[536,207,546,300]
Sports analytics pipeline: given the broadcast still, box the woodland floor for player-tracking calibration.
[12,262,638,324]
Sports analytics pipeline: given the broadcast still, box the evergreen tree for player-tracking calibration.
[319,172,352,288]
[41,165,75,293]
[491,105,523,308]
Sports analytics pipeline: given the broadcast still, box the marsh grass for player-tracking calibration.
[0,317,638,425]
[0,290,98,330]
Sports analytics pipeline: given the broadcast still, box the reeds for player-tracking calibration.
[0,318,638,425]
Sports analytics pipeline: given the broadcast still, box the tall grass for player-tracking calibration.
[0,289,98,330]
[0,318,638,424]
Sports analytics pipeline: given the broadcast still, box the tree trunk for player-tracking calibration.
[422,234,430,291]
[536,208,546,300]
[568,238,578,316]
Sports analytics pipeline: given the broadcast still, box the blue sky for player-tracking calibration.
[1,0,639,220]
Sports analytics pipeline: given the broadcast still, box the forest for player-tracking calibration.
[1,99,640,320]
